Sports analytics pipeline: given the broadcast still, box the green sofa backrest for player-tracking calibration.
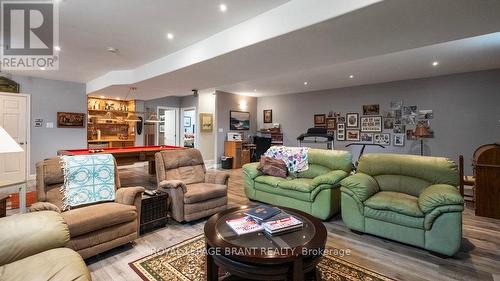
[357,153,459,197]
[297,149,352,179]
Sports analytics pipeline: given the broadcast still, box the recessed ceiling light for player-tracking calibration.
[432,61,439,67]
[303,81,308,85]
[349,74,354,79]
[107,47,119,53]
[166,33,174,40]
[39,67,46,70]
[54,46,61,51]
[219,3,227,12]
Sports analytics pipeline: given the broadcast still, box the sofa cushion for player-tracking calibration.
[184,183,227,204]
[62,203,136,237]
[364,207,424,229]
[277,178,314,193]
[364,191,424,217]
[374,174,430,197]
[254,182,311,202]
[255,175,286,187]
[0,248,90,281]
[296,164,331,179]
[258,156,287,178]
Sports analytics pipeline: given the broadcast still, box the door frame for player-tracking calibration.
[157,106,179,146]
[0,92,31,180]
[180,106,197,148]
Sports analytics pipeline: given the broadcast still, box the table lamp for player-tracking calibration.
[0,126,23,153]
[414,123,430,156]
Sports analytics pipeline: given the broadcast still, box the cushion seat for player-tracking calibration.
[254,175,286,187]
[364,206,425,229]
[277,178,315,193]
[255,182,312,202]
[364,191,424,217]
[184,183,227,204]
[62,203,137,237]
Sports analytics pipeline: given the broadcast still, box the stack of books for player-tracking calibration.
[226,205,303,236]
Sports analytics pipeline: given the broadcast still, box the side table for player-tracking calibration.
[140,191,169,234]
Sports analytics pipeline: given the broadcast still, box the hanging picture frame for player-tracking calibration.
[346,113,359,128]
[346,129,360,141]
[263,109,273,123]
[336,123,345,141]
[374,133,391,145]
[314,114,326,127]
[360,116,382,132]
[200,113,213,132]
[326,117,336,130]
[394,133,405,146]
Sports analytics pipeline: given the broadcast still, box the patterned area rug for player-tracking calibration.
[129,235,396,281]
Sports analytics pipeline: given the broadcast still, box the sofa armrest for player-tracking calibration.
[0,211,70,266]
[418,184,464,214]
[311,170,349,187]
[158,180,187,193]
[242,162,263,180]
[116,186,145,206]
[29,202,61,213]
[205,171,230,185]
[340,173,379,202]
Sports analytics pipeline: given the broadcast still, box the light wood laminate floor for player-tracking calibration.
[86,166,500,281]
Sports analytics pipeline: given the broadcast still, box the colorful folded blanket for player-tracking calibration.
[264,146,309,173]
[60,154,116,211]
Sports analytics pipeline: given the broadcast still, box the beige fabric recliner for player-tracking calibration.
[31,157,145,259]
[155,148,230,222]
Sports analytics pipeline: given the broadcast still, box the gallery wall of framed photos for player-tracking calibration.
[313,101,434,148]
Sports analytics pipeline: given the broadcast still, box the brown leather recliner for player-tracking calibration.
[31,157,144,259]
[155,148,229,222]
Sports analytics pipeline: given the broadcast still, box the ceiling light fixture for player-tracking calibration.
[349,74,354,79]
[107,47,119,53]
[166,33,174,40]
[303,81,308,86]
[54,46,61,51]
[219,3,227,12]
[432,61,439,67]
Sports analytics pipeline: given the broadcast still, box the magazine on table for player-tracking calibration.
[226,216,264,235]
[262,216,303,235]
[244,205,281,221]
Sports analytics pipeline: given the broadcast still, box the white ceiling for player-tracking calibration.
[5,0,500,99]
[5,0,290,82]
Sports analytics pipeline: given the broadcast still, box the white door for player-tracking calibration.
[163,109,177,146]
[0,94,28,185]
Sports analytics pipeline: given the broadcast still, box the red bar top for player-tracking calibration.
[59,145,184,155]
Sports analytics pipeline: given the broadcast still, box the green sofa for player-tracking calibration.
[340,153,464,256]
[243,149,352,220]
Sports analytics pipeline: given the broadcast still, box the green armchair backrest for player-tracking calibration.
[296,149,352,179]
[357,153,459,197]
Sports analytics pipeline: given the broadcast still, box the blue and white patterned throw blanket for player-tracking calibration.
[60,154,116,211]
[264,146,309,173]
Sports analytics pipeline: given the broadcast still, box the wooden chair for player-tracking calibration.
[459,155,476,207]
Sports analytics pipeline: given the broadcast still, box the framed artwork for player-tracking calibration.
[384,118,395,129]
[57,112,85,128]
[230,110,250,130]
[406,129,417,140]
[360,132,374,143]
[418,110,433,119]
[362,104,380,115]
[159,124,165,133]
[263,109,273,123]
[336,123,345,141]
[314,114,326,127]
[229,110,250,131]
[346,113,359,128]
[403,105,417,116]
[184,116,191,127]
[402,115,416,125]
[360,116,382,132]
[326,117,336,130]
[374,133,391,145]
[337,116,346,123]
[393,124,405,133]
[200,113,213,132]
[390,100,403,110]
[346,129,360,141]
[394,133,405,146]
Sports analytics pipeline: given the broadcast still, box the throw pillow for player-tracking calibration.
[258,156,287,178]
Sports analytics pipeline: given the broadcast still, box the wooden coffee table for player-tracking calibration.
[204,206,327,281]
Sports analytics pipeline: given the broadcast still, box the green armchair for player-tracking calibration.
[340,153,464,256]
[243,148,352,220]
[0,211,90,280]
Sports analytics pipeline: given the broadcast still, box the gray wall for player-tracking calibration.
[180,95,197,108]
[216,91,257,163]
[11,75,87,174]
[257,69,500,174]
[144,96,181,111]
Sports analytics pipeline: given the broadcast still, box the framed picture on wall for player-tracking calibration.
[346,129,360,141]
[346,113,359,128]
[200,113,213,132]
[374,133,391,145]
[263,109,273,123]
[362,104,380,115]
[314,114,326,127]
[360,116,382,132]
[184,116,191,127]
[360,132,374,143]
[57,112,85,128]
[326,117,336,130]
[336,123,345,141]
[394,133,405,146]
[230,110,250,130]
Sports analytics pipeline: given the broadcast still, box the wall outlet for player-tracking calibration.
[46,122,54,128]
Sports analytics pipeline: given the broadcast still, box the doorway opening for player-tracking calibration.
[181,107,196,148]
[157,107,179,146]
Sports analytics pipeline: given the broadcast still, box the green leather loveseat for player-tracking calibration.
[340,153,464,256]
[243,149,352,220]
